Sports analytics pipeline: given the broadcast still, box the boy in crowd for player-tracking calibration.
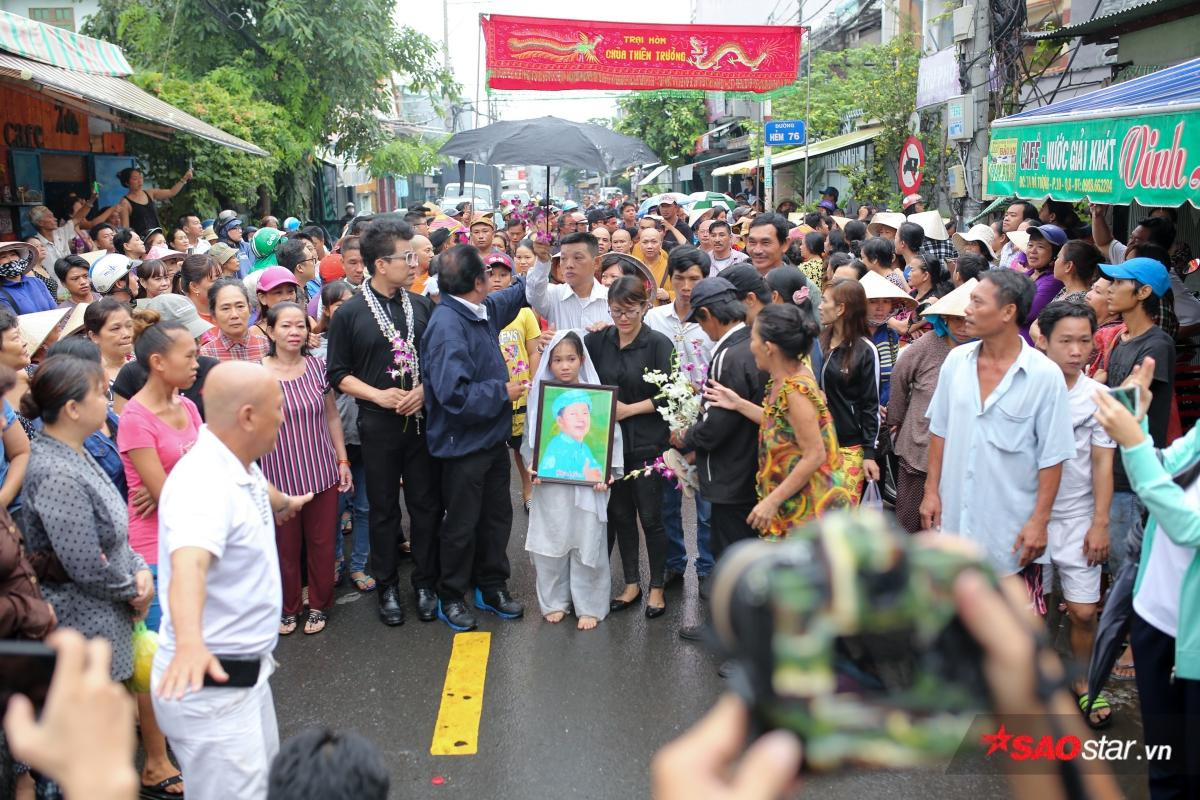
[1035,301,1114,728]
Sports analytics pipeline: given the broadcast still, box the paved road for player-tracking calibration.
[271,479,1151,799]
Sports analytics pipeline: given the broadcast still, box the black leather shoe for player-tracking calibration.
[377,585,405,626]
[415,588,438,622]
[438,599,477,631]
[609,590,642,613]
[697,574,711,601]
[475,588,524,619]
[678,624,705,641]
[645,599,667,619]
[663,568,685,587]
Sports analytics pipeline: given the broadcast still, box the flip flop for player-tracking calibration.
[1111,661,1136,682]
[1078,692,1113,730]
[140,774,184,799]
[351,572,376,592]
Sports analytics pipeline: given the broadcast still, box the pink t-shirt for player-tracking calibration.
[117,396,202,563]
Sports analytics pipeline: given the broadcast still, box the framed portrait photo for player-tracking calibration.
[532,382,618,487]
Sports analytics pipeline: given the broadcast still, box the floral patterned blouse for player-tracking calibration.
[756,372,854,540]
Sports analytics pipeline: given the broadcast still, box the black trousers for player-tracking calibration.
[358,409,441,590]
[1131,612,1200,799]
[607,472,667,588]
[709,500,757,563]
[438,443,513,602]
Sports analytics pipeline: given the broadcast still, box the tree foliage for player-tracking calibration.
[767,36,929,209]
[127,68,308,219]
[615,95,707,167]
[368,136,446,179]
[83,0,457,160]
[81,0,459,215]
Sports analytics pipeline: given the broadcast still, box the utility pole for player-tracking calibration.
[963,0,992,220]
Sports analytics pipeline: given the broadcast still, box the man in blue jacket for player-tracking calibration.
[423,244,530,631]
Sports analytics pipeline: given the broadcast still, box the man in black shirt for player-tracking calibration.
[326,219,441,627]
[1101,257,1175,580]
[658,198,693,253]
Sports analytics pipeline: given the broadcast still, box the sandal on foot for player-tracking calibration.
[304,610,327,635]
[351,572,376,592]
[140,775,184,799]
[1111,661,1136,681]
[1078,692,1113,730]
[524,497,533,513]
[279,614,298,635]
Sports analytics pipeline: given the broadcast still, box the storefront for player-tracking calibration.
[984,56,1200,209]
[0,10,265,240]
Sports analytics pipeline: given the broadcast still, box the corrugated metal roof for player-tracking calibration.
[0,52,268,156]
[993,55,1200,126]
[0,10,131,75]
[1027,0,1195,40]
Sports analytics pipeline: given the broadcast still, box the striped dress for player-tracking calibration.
[259,355,339,496]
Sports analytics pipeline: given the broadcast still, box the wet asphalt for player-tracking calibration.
[270,477,1151,800]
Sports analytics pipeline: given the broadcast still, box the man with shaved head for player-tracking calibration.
[152,362,311,800]
[409,233,435,295]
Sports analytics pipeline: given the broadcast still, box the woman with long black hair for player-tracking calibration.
[817,279,880,501]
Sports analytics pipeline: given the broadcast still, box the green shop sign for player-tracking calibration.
[986,113,1200,207]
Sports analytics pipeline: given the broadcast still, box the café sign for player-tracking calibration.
[986,113,1200,208]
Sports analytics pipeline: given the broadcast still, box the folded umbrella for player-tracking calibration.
[1084,561,1136,714]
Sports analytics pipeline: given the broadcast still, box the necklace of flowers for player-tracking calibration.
[363,283,421,417]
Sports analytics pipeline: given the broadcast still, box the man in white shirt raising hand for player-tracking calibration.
[525,231,611,331]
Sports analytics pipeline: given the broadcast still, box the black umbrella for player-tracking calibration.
[438,116,658,204]
[1084,561,1137,714]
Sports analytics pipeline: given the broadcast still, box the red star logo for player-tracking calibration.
[981,724,1013,756]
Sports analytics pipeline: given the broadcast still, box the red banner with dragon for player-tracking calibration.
[482,15,804,94]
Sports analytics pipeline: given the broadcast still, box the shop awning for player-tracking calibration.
[638,165,669,185]
[711,127,882,176]
[0,10,132,75]
[984,56,1200,207]
[0,52,268,156]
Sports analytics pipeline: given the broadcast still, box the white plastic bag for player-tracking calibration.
[860,480,883,512]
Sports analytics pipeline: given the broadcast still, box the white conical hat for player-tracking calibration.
[1007,230,1031,254]
[831,216,854,231]
[18,308,70,357]
[859,270,917,305]
[867,212,906,236]
[952,224,998,260]
[60,301,89,338]
[923,278,978,318]
[908,210,950,241]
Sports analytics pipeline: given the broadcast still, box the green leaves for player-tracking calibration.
[80,0,460,197]
[615,95,708,167]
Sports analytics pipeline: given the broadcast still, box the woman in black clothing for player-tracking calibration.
[817,279,880,501]
[584,277,674,618]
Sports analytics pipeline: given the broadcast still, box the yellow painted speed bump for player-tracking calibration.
[430,632,491,755]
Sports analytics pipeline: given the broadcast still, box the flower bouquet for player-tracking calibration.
[623,344,708,494]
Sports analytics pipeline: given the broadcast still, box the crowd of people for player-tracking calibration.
[0,173,1197,800]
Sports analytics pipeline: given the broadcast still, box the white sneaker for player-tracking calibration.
[663,448,699,498]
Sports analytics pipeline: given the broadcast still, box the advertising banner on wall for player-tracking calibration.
[482,15,804,94]
[986,114,1200,207]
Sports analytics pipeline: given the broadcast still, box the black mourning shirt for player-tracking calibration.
[326,283,434,413]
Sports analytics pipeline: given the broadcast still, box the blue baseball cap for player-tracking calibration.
[1026,224,1067,248]
[1099,256,1171,297]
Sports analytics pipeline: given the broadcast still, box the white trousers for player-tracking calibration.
[151,655,279,800]
[531,550,610,620]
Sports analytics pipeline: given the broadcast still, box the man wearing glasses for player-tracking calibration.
[276,238,321,307]
[326,219,442,628]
